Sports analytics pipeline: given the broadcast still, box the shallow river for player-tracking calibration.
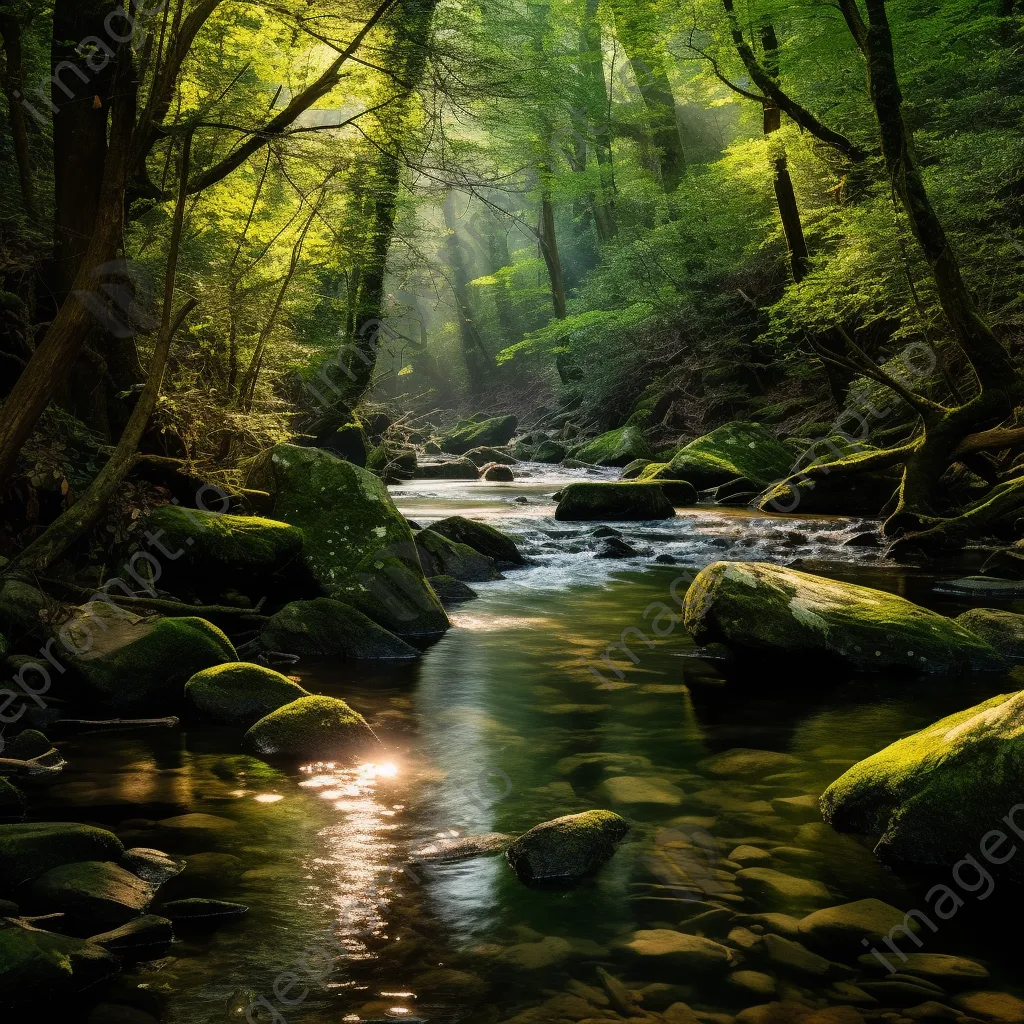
[36,466,1024,1023]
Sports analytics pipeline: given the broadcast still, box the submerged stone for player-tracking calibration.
[260,598,418,659]
[243,695,377,761]
[505,810,630,884]
[86,915,174,957]
[618,929,733,973]
[159,898,249,924]
[270,443,449,638]
[555,482,676,522]
[735,867,831,906]
[185,662,309,725]
[683,561,1004,674]
[821,691,1024,873]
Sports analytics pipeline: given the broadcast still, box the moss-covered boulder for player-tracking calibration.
[0,823,124,890]
[415,529,500,582]
[243,695,378,761]
[621,459,652,480]
[415,458,479,479]
[259,598,419,659]
[534,440,568,464]
[666,422,794,490]
[269,444,448,638]
[428,575,478,606]
[821,691,1024,872]
[683,561,1004,674]
[428,516,526,565]
[0,925,120,1005]
[555,483,676,522]
[636,467,698,506]
[146,506,304,586]
[31,861,155,929]
[366,444,417,482]
[573,426,653,468]
[506,810,630,884]
[953,608,1024,660]
[185,663,309,726]
[481,463,514,481]
[465,447,518,467]
[441,415,518,455]
[70,614,237,710]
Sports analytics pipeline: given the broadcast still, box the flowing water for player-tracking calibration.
[34,466,1024,1023]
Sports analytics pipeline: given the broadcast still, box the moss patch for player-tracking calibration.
[506,810,630,884]
[259,598,418,659]
[0,823,124,890]
[441,416,518,455]
[821,690,1024,872]
[185,662,309,725]
[73,616,237,710]
[667,422,794,489]
[0,925,120,1004]
[243,695,377,761]
[573,426,653,468]
[270,444,448,638]
[555,483,675,522]
[683,561,1004,675]
[954,609,1024,660]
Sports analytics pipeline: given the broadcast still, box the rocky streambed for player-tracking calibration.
[3,462,1024,1023]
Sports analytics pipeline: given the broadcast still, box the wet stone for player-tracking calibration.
[599,775,686,807]
[735,867,830,907]
[730,845,773,867]
[952,991,1024,1021]
[728,970,778,999]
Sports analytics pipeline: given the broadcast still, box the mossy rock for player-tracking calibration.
[185,663,309,726]
[683,561,1004,675]
[506,810,630,884]
[621,459,652,480]
[415,458,479,479]
[0,580,50,643]
[324,421,370,466]
[666,422,794,490]
[0,823,124,890]
[464,447,518,467]
[427,516,526,565]
[441,415,518,455]
[269,444,448,638]
[821,690,1024,873]
[366,444,417,482]
[243,695,377,761]
[146,506,304,585]
[573,426,653,468]
[86,915,174,958]
[259,598,419,659]
[4,729,53,761]
[415,529,500,582]
[428,575,478,606]
[534,440,568,464]
[953,608,1024,660]
[655,479,698,506]
[72,616,237,710]
[31,861,155,929]
[0,925,120,1005]
[481,463,514,481]
[554,483,675,522]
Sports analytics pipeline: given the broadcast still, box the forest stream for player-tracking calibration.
[27,468,1024,1024]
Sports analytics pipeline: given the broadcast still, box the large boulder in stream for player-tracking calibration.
[821,690,1024,873]
[259,598,418,659]
[0,823,124,891]
[145,506,304,588]
[683,561,1004,675]
[31,860,155,929]
[269,444,448,638]
[954,608,1024,660]
[505,810,630,884]
[573,426,653,468]
[555,482,675,522]
[414,457,479,479]
[62,606,237,710]
[441,415,518,455]
[185,663,310,726]
[427,516,526,566]
[414,529,500,582]
[243,695,378,761]
[664,421,795,490]
[0,924,120,1005]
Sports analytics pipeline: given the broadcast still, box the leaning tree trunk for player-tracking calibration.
[7,129,197,576]
[0,37,137,492]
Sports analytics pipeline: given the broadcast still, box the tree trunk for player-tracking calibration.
[579,0,616,239]
[0,15,35,217]
[538,175,567,319]
[0,37,137,492]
